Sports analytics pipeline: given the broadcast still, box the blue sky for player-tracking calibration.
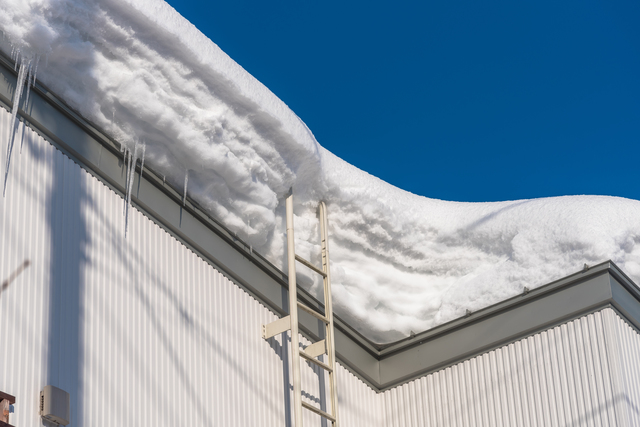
[165,0,639,202]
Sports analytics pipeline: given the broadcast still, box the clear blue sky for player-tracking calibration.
[165,0,639,202]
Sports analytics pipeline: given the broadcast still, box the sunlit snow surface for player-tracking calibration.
[2,0,640,342]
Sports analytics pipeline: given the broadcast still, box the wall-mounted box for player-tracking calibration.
[40,386,70,426]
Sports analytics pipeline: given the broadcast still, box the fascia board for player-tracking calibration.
[377,269,614,390]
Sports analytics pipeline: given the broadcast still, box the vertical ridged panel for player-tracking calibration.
[0,107,380,427]
[602,308,640,427]
[382,309,624,427]
[0,109,54,427]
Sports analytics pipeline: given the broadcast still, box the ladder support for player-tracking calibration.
[262,315,291,340]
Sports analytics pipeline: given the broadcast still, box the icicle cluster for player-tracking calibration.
[121,140,147,237]
[3,48,39,196]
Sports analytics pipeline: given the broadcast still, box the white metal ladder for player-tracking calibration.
[262,191,339,426]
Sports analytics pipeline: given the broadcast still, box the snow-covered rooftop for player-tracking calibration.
[2,0,640,343]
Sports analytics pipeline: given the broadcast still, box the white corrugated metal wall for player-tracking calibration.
[381,309,640,427]
[3,106,640,427]
[603,309,640,427]
[0,107,384,426]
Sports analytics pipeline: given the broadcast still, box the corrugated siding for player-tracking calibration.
[602,308,640,427]
[1,110,54,427]
[382,308,640,427]
[0,107,381,427]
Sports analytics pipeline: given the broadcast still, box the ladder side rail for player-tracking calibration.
[320,201,339,426]
[286,192,304,427]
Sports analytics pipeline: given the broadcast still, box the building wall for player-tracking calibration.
[604,308,640,427]
[2,106,640,427]
[381,308,640,427]
[0,107,383,426]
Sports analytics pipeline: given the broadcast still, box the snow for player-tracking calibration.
[2,0,640,343]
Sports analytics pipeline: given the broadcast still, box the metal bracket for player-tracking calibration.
[262,315,291,340]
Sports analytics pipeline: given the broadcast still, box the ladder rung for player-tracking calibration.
[297,302,329,323]
[299,350,333,372]
[295,254,327,277]
[262,316,291,340]
[302,401,336,422]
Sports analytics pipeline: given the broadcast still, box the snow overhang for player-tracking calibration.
[2,53,639,392]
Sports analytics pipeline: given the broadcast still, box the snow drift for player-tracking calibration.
[1,0,639,342]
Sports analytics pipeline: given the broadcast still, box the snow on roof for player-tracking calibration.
[2,0,640,343]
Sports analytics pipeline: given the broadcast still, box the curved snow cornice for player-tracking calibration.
[1,0,640,343]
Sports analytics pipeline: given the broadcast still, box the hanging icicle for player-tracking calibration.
[127,142,139,205]
[32,54,39,87]
[122,148,130,215]
[124,142,139,237]
[13,48,19,70]
[23,55,39,108]
[139,141,146,177]
[4,56,30,196]
[182,169,189,207]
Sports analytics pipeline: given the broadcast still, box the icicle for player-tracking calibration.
[19,119,26,154]
[32,55,39,85]
[23,56,38,108]
[4,57,29,196]
[23,60,33,109]
[122,149,130,215]
[124,142,140,237]
[182,169,189,207]
[127,142,139,206]
[139,142,146,177]
[18,60,33,156]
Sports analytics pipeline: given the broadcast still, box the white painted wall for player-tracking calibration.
[382,309,640,427]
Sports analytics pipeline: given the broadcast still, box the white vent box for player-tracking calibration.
[40,385,70,425]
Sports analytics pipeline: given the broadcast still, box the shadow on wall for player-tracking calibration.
[0,259,30,298]
[46,151,88,427]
